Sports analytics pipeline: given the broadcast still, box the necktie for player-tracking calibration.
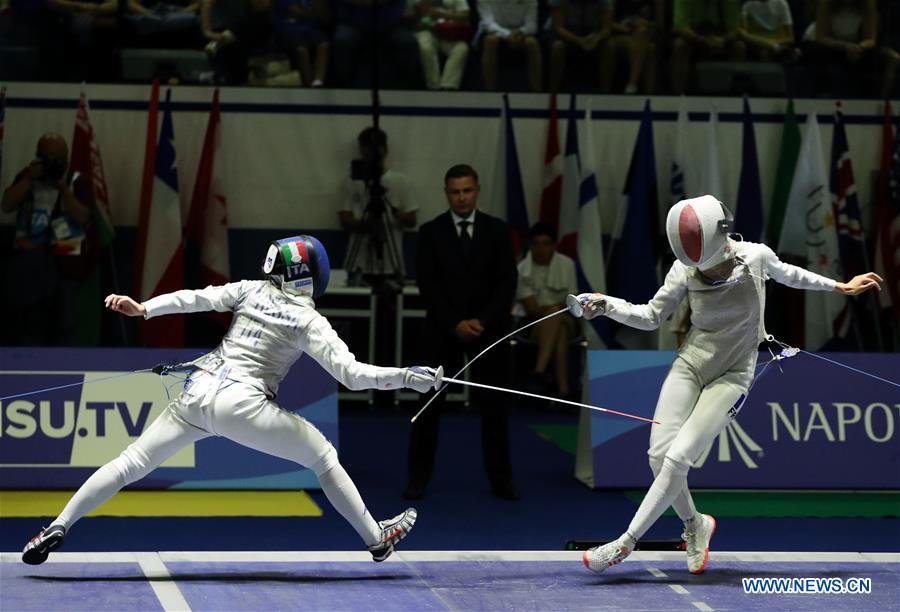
[458,220,472,259]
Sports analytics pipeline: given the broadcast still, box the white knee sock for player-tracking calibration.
[649,455,698,525]
[624,457,691,543]
[317,463,381,546]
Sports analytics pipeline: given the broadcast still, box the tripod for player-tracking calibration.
[343,176,405,285]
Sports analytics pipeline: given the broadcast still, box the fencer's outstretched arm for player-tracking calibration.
[761,246,882,296]
[593,263,688,331]
[105,284,246,318]
[139,283,248,318]
[301,314,435,392]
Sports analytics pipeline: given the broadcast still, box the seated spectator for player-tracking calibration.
[331,0,420,89]
[201,0,274,85]
[478,0,542,92]
[736,0,796,62]
[546,0,612,93]
[1,133,93,346]
[601,0,664,94]
[46,0,120,81]
[800,0,877,95]
[122,1,201,48]
[802,0,877,63]
[516,222,578,397]
[880,0,899,97]
[671,0,743,94]
[272,0,328,86]
[414,0,471,90]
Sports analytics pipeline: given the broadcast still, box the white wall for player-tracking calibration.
[1,83,894,245]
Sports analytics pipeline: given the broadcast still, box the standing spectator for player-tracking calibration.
[272,0,329,86]
[516,222,578,397]
[202,0,274,85]
[339,127,417,279]
[735,0,795,61]
[546,0,612,93]
[601,0,664,94]
[405,164,519,501]
[414,0,471,90]
[331,0,420,89]
[671,0,743,94]
[478,0,542,91]
[1,133,93,346]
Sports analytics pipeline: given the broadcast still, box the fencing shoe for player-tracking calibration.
[583,537,632,573]
[22,524,66,565]
[683,514,716,574]
[369,508,417,562]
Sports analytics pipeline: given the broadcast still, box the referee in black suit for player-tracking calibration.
[405,164,519,500]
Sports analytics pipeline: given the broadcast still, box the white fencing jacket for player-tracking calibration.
[144,280,409,397]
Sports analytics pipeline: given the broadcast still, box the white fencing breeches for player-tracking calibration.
[624,357,747,541]
[53,372,381,545]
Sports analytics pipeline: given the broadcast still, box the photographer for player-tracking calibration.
[1,132,93,346]
[339,126,417,277]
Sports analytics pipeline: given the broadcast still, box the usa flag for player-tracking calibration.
[876,110,900,319]
[830,104,868,280]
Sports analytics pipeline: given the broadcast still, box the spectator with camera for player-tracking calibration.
[1,133,93,346]
[339,127,417,279]
[414,0,471,90]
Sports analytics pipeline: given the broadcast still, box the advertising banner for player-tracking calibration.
[581,351,900,489]
[0,348,337,489]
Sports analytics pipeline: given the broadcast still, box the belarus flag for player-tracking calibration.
[136,87,185,347]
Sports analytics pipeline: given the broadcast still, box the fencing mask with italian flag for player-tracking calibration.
[262,235,331,298]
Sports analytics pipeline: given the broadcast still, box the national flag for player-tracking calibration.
[767,99,801,246]
[0,86,6,181]
[830,103,875,349]
[698,106,721,197]
[136,87,185,347]
[557,93,579,258]
[670,96,689,206]
[605,100,659,348]
[71,93,114,247]
[538,93,562,234]
[573,98,608,347]
[69,91,115,345]
[491,94,529,258]
[874,105,900,338]
[785,114,845,350]
[186,89,231,337]
[734,97,763,242]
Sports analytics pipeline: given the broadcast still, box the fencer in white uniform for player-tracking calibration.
[573,196,882,574]
[23,235,441,565]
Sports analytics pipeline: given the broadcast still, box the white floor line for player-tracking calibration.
[669,584,690,595]
[646,567,667,578]
[135,552,192,612]
[3,551,898,564]
[691,602,714,611]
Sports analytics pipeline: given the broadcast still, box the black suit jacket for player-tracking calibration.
[416,210,517,340]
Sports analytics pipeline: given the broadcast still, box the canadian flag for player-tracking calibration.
[186,89,231,330]
[135,85,185,347]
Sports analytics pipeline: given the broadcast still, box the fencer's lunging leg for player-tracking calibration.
[648,455,698,523]
[623,456,692,546]
[311,450,382,546]
[52,407,210,531]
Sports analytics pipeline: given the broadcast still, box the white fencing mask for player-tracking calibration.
[666,195,734,270]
